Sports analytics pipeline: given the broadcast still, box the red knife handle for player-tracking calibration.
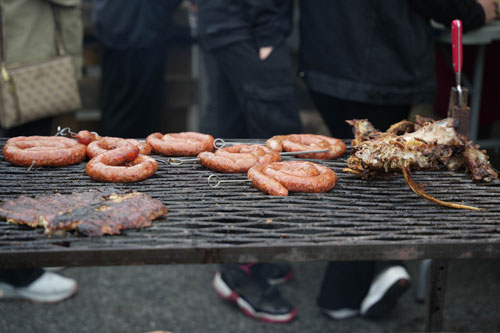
[451,19,463,74]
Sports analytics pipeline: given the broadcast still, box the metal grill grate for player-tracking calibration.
[1,138,500,266]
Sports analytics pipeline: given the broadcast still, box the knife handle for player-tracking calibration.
[451,19,462,74]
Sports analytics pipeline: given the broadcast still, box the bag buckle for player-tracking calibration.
[1,65,10,82]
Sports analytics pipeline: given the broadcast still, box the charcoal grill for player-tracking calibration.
[1,138,499,267]
[1,137,499,331]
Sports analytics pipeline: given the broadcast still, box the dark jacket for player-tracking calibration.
[196,0,293,50]
[299,0,485,105]
[92,0,181,49]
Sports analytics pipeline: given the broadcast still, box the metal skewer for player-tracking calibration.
[167,148,329,166]
[168,157,201,165]
[207,174,251,188]
[213,138,265,149]
[280,149,328,156]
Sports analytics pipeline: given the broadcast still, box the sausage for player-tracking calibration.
[86,144,158,183]
[146,132,215,156]
[248,161,337,196]
[266,134,346,159]
[76,130,100,145]
[198,144,280,173]
[86,137,151,159]
[3,136,87,167]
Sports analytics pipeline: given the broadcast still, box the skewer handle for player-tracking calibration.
[451,19,462,75]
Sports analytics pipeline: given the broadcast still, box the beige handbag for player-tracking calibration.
[0,0,81,129]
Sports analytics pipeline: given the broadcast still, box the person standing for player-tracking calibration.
[0,0,83,137]
[92,0,182,138]
[196,0,303,139]
[299,0,497,320]
[0,0,81,303]
[196,0,303,323]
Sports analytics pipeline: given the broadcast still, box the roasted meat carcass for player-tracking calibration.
[346,117,497,182]
[345,117,498,210]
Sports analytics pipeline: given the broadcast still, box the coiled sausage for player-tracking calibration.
[248,161,337,196]
[87,137,151,159]
[198,144,280,173]
[146,132,215,156]
[266,134,346,159]
[3,136,87,167]
[86,144,158,183]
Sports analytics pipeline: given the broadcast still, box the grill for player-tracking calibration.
[1,138,500,268]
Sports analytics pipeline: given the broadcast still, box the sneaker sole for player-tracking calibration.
[0,281,78,303]
[361,266,410,318]
[212,271,297,323]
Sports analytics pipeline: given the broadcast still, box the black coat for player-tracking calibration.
[196,0,293,50]
[92,0,182,49]
[299,0,485,105]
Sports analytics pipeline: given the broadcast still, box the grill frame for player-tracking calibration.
[1,138,500,268]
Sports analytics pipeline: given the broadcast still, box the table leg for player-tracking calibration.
[426,259,449,332]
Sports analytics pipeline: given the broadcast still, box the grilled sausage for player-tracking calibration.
[86,144,158,183]
[146,132,215,156]
[87,137,151,159]
[76,130,100,145]
[3,136,87,167]
[248,161,337,196]
[198,144,280,173]
[266,134,346,159]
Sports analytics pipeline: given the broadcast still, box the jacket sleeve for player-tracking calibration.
[409,0,485,32]
[242,0,283,47]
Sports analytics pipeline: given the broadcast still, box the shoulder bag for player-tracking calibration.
[0,0,82,129]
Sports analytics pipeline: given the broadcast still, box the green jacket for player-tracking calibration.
[1,0,83,78]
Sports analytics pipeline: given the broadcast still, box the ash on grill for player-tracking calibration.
[0,189,167,236]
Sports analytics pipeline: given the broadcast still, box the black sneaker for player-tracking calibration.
[247,263,294,286]
[213,265,297,323]
[360,265,410,318]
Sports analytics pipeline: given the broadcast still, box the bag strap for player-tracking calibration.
[0,0,66,72]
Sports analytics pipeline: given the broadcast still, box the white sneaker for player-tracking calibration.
[0,271,78,303]
[360,265,410,318]
[323,307,360,320]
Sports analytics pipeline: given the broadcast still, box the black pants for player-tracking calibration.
[100,44,167,138]
[0,268,44,287]
[308,91,411,139]
[201,40,303,139]
[1,118,53,137]
[317,261,403,310]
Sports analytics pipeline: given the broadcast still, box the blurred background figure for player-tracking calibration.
[0,0,82,303]
[195,0,303,323]
[92,0,182,138]
[196,0,303,139]
[0,0,83,137]
[299,0,497,320]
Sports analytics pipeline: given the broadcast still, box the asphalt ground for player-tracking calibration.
[1,259,499,333]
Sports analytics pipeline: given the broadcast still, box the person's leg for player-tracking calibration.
[100,44,167,138]
[213,41,303,139]
[308,91,356,139]
[213,263,296,323]
[199,49,246,138]
[309,91,411,139]
[3,118,54,137]
[360,261,411,318]
[0,268,44,287]
[317,261,375,319]
[317,260,410,319]
[0,268,77,303]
